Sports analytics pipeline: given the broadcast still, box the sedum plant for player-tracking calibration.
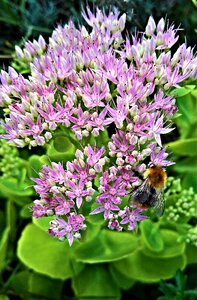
[0,7,196,246]
[0,6,197,299]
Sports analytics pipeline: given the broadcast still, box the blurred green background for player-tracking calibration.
[0,1,196,299]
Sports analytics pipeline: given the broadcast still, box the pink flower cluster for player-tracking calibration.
[0,7,196,245]
[0,8,196,147]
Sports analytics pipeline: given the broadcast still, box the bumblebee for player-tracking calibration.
[131,165,167,216]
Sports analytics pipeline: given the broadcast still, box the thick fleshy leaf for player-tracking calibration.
[171,85,195,97]
[113,250,186,283]
[72,264,121,299]
[9,270,63,299]
[6,200,17,243]
[140,219,164,252]
[47,137,75,162]
[89,129,109,148]
[74,230,138,263]
[175,92,197,138]
[182,173,197,192]
[53,135,75,153]
[9,270,31,295]
[20,204,32,219]
[0,211,5,233]
[17,224,84,279]
[81,220,102,242]
[0,227,10,272]
[0,178,33,197]
[8,195,32,207]
[167,138,197,156]
[109,264,135,290]
[33,216,54,232]
[0,296,10,300]
[173,157,197,173]
[28,155,43,178]
[29,272,63,299]
[185,244,197,264]
[141,229,185,258]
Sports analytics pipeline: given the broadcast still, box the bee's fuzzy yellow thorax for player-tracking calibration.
[144,165,167,189]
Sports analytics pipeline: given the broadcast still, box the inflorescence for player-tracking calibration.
[0,7,196,245]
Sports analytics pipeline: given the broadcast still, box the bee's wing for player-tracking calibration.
[130,180,151,205]
[152,189,165,217]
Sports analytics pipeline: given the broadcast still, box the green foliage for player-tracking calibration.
[72,264,121,299]
[141,228,186,259]
[113,250,186,283]
[140,219,164,252]
[158,269,197,300]
[3,270,64,299]
[0,227,10,272]
[74,230,138,263]
[167,84,197,192]
[17,223,84,280]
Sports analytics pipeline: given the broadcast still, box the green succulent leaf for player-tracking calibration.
[171,85,196,98]
[75,230,138,263]
[81,220,102,242]
[0,178,33,197]
[141,229,185,258]
[0,296,10,300]
[140,219,164,252]
[9,270,63,299]
[6,200,17,243]
[109,264,135,290]
[113,250,186,283]
[89,129,109,148]
[47,139,75,162]
[17,223,83,280]
[72,264,121,299]
[173,157,197,173]
[8,270,31,295]
[185,244,197,264]
[0,227,10,272]
[28,155,43,178]
[20,204,32,219]
[29,272,63,299]
[53,135,75,153]
[33,216,54,232]
[167,138,197,156]
[175,92,197,138]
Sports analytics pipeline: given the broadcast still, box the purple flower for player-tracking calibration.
[79,74,110,108]
[65,179,93,208]
[32,201,48,218]
[91,170,128,219]
[108,130,136,156]
[107,97,129,128]
[49,214,86,246]
[144,113,174,147]
[85,145,105,167]
[88,107,113,135]
[119,207,148,230]
[54,198,75,216]
[149,143,175,167]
